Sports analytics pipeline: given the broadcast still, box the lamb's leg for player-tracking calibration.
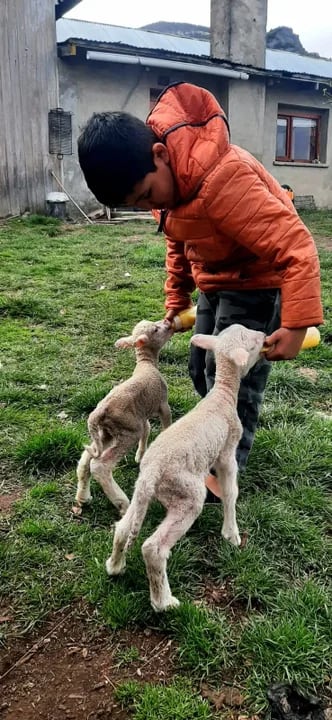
[135,420,150,463]
[142,484,206,611]
[75,449,92,505]
[90,457,129,516]
[214,453,241,546]
[106,504,136,575]
[106,476,151,576]
[159,401,172,429]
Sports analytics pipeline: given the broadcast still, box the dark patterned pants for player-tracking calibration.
[188,289,281,471]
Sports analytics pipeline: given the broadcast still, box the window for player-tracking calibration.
[276,113,320,163]
[48,108,72,156]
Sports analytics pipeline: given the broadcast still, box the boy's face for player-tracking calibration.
[125,143,178,210]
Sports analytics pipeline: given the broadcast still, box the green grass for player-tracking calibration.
[0,213,331,713]
[114,678,212,719]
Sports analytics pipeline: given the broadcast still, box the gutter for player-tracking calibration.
[86,50,249,80]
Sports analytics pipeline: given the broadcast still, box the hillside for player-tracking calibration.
[141,21,321,58]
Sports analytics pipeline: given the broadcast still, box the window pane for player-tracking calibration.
[291,117,317,161]
[276,118,287,157]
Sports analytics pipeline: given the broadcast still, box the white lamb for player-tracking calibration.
[75,320,173,516]
[106,324,265,611]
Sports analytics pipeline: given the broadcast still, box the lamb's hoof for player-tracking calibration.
[222,526,241,547]
[105,556,126,576]
[152,595,180,612]
[75,492,92,506]
[117,500,130,517]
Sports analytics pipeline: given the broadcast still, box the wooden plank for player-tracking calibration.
[0,0,59,217]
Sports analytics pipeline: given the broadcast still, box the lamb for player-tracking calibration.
[106,324,265,611]
[75,319,173,516]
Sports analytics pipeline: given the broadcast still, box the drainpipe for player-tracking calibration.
[86,51,249,80]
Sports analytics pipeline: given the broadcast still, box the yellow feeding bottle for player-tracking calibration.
[300,326,321,350]
[171,309,321,353]
[261,326,321,353]
[172,306,197,331]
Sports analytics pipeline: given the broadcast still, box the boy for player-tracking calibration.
[78,82,323,489]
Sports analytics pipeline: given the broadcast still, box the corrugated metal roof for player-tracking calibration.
[56,18,332,80]
[56,18,209,57]
[266,48,332,78]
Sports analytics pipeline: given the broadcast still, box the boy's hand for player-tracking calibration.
[164,309,178,324]
[264,327,307,361]
[164,307,193,332]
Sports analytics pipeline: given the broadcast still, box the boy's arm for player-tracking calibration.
[164,236,196,321]
[204,161,323,359]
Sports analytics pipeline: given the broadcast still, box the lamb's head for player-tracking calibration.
[191,324,265,377]
[115,320,173,352]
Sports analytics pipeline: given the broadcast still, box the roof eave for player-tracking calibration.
[57,39,332,83]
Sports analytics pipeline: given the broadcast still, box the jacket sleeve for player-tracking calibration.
[164,236,196,311]
[204,160,323,328]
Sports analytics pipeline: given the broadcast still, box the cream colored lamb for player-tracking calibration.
[75,320,173,516]
[106,324,265,611]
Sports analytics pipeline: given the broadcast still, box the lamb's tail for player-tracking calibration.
[85,413,117,460]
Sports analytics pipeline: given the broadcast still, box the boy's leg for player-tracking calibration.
[203,289,281,472]
[188,291,216,398]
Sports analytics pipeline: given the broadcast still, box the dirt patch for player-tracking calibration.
[0,606,176,720]
[297,367,319,383]
[195,577,250,618]
[314,235,332,252]
[0,490,22,515]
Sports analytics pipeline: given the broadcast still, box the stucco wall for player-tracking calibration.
[227,78,266,162]
[263,81,331,208]
[58,58,229,212]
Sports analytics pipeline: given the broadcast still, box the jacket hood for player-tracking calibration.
[147,82,230,201]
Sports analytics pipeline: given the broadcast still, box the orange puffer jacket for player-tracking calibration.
[147,82,323,329]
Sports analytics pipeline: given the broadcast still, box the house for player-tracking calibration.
[1,0,331,217]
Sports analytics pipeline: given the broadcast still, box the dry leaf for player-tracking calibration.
[71,505,82,516]
[0,615,12,623]
[240,531,249,548]
[201,684,245,709]
[82,647,88,658]
[64,553,76,561]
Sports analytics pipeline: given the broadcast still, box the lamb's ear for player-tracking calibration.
[114,335,134,349]
[133,333,149,348]
[191,334,218,351]
[227,347,249,368]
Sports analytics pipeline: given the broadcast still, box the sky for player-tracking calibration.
[66,0,332,58]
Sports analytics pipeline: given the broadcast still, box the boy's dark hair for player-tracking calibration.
[78,112,158,207]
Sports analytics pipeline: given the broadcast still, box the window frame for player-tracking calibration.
[276,111,321,163]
